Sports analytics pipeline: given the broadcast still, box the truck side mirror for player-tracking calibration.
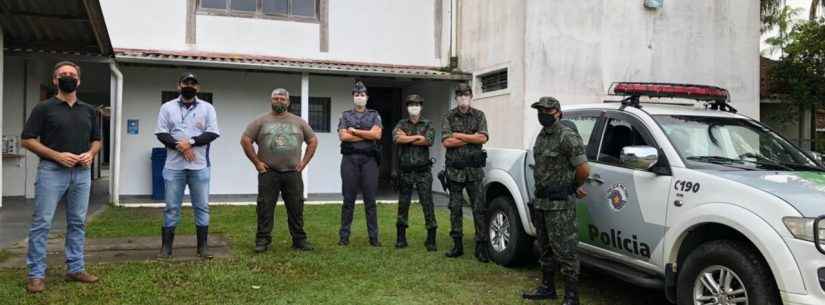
[807,150,823,166]
[620,146,659,170]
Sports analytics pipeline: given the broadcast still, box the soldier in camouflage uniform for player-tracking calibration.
[441,83,491,262]
[393,94,437,251]
[522,97,590,305]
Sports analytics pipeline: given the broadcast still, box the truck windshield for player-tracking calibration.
[653,115,822,171]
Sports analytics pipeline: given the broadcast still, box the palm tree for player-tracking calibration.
[763,0,824,32]
[809,0,823,21]
[764,5,802,58]
[762,0,786,33]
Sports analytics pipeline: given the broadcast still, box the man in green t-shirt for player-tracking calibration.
[241,88,318,253]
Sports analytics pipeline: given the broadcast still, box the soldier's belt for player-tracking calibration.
[341,146,378,157]
[535,184,576,201]
[445,159,484,169]
[445,150,487,169]
[399,162,432,173]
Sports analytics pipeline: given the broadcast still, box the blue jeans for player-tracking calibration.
[163,168,210,227]
[27,160,91,279]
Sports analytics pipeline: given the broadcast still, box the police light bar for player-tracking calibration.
[609,82,729,101]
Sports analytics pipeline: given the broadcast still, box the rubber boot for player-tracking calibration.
[196,226,213,259]
[157,226,175,258]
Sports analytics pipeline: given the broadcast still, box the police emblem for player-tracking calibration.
[606,184,629,211]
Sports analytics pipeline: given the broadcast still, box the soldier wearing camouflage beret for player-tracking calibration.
[522,96,590,305]
[393,94,437,251]
[440,83,491,262]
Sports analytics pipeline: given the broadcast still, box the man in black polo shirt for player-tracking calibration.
[20,61,101,293]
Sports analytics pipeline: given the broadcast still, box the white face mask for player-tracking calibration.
[457,96,471,107]
[407,105,422,117]
[354,96,368,107]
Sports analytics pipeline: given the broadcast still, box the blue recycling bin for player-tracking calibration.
[151,148,167,200]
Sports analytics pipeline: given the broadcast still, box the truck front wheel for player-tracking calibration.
[676,240,781,305]
[486,196,532,266]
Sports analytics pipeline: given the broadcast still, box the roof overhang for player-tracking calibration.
[1,0,113,57]
[115,48,471,81]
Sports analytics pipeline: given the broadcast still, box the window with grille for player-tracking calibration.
[288,96,331,132]
[479,69,508,93]
[200,0,318,20]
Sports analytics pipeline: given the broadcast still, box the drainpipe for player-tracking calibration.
[300,72,309,199]
[109,63,123,206]
[449,0,458,69]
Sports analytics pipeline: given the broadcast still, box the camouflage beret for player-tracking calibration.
[454,83,472,95]
[531,96,561,110]
[405,94,424,105]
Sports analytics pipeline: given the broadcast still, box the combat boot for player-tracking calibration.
[292,239,315,251]
[395,226,408,249]
[560,279,579,305]
[425,228,437,252]
[522,270,558,300]
[445,237,463,258]
[474,241,490,263]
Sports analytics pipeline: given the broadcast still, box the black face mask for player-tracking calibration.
[538,112,557,127]
[58,77,79,93]
[180,86,198,100]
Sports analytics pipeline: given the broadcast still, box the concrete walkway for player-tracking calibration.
[0,178,109,249]
[0,235,231,269]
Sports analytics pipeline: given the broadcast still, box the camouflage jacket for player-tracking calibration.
[441,107,488,182]
[394,117,435,171]
[533,121,587,210]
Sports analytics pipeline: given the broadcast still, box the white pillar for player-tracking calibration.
[0,25,4,208]
[300,72,310,199]
[109,63,123,206]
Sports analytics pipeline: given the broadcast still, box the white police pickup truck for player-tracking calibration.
[481,83,825,305]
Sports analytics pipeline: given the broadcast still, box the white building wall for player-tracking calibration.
[2,58,24,197]
[2,58,51,198]
[101,0,444,67]
[459,0,760,149]
[0,27,4,205]
[457,0,526,150]
[118,66,367,195]
[99,0,188,52]
[525,0,759,144]
[521,1,760,141]
[118,65,459,196]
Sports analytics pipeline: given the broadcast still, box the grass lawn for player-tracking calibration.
[0,204,667,305]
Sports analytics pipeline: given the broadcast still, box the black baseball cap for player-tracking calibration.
[179,72,199,84]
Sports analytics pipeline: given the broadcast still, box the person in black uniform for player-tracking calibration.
[337,81,383,247]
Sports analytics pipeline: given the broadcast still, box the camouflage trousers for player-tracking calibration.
[448,179,487,242]
[397,170,437,230]
[535,205,579,282]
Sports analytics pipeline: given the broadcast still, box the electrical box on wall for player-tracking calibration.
[2,135,20,155]
[644,0,663,9]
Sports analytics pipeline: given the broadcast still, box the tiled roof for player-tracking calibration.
[0,0,112,56]
[115,48,470,80]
